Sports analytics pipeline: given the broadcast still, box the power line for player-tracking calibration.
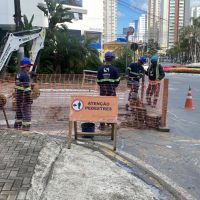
[117,0,168,22]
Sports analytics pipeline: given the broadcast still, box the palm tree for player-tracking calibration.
[38,0,101,74]
[37,0,73,73]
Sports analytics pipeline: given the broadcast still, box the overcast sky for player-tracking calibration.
[117,0,200,35]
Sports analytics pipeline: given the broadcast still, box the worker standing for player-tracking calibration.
[126,56,147,103]
[145,55,165,108]
[97,51,120,130]
[14,57,33,131]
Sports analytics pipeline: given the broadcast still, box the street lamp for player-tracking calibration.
[125,26,134,71]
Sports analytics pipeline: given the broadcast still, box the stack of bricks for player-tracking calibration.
[146,114,161,129]
[126,99,147,129]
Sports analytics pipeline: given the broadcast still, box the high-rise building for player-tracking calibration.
[103,0,117,43]
[191,6,200,21]
[160,0,169,49]
[168,0,190,48]
[147,0,160,43]
[137,14,147,42]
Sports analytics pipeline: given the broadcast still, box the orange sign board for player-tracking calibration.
[69,96,118,123]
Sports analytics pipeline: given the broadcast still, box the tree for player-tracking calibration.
[147,39,160,56]
[38,0,73,73]
[167,17,200,63]
[38,0,102,74]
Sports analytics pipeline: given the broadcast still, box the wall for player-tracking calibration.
[0,0,48,30]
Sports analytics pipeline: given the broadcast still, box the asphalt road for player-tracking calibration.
[118,73,200,199]
[167,73,200,138]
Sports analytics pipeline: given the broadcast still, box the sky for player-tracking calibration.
[117,0,200,35]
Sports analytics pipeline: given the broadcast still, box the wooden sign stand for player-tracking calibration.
[68,121,117,151]
[67,96,118,151]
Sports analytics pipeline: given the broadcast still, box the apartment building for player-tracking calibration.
[168,0,190,48]
[103,0,117,43]
[191,6,200,21]
[160,0,169,49]
[147,0,161,43]
[137,14,147,43]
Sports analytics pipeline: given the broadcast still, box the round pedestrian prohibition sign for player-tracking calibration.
[72,99,84,111]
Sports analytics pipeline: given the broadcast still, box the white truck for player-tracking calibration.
[0,27,46,74]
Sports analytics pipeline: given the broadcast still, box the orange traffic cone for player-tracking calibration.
[184,86,193,110]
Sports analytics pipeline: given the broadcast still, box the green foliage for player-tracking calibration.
[38,0,102,74]
[147,39,160,56]
[6,53,18,73]
[167,17,200,63]
[112,47,132,73]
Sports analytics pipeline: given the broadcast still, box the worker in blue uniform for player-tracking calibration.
[14,57,33,131]
[145,55,165,108]
[126,56,147,103]
[97,51,120,130]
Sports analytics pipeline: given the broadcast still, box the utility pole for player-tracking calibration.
[14,0,23,31]
[13,0,24,63]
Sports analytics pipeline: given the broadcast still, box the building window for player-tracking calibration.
[56,0,82,7]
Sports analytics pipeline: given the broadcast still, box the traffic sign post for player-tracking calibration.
[125,26,135,71]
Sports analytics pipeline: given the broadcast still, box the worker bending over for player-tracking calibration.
[146,55,165,108]
[126,56,147,103]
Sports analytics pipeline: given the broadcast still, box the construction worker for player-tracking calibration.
[145,55,165,108]
[97,51,120,130]
[126,56,147,104]
[14,57,33,131]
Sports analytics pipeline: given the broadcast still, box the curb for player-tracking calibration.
[78,140,196,200]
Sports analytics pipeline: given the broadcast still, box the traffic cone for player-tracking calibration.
[184,86,193,110]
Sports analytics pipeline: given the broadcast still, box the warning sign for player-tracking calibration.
[69,96,118,123]
[72,100,84,111]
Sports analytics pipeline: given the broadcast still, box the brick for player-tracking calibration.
[12,180,22,189]
[17,190,27,200]
[0,165,6,170]
[21,184,30,189]
[0,194,8,200]
[6,162,15,168]
[7,194,18,200]
[0,179,13,183]
[22,178,31,185]
[18,168,27,174]
[27,167,34,172]
[9,171,18,178]
[1,191,18,195]
[0,171,9,179]
[1,191,18,200]
[2,182,13,191]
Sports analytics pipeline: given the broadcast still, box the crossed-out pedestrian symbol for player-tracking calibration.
[72,100,84,111]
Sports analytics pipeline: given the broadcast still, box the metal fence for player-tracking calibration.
[0,73,166,136]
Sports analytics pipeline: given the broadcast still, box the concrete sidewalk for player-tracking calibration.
[0,129,158,200]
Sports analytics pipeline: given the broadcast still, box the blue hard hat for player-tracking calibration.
[20,57,33,66]
[151,55,158,62]
[138,56,147,64]
[105,51,114,58]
